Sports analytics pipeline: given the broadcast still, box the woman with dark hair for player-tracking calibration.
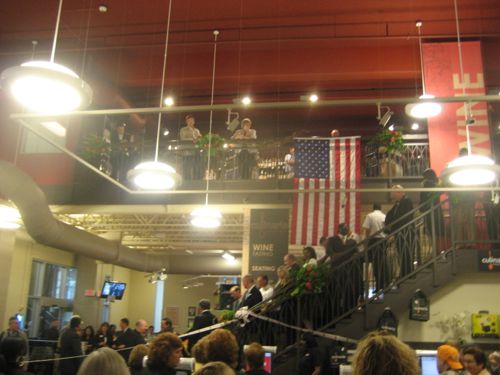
[81,326,99,354]
[141,333,183,375]
[96,322,109,348]
[462,346,490,375]
[0,336,33,375]
[302,247,317,267]
[107,324,117,347]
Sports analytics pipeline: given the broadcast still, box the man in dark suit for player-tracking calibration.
[59,316,83,375]
[114,318,146,362]
[229,285,243,311]
[186,299,217,353]
[385,184,416,279]
[241,274,263,309]
[283,254,300,276]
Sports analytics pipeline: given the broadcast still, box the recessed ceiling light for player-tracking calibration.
[411,123,419,130]
[241,96,251,105]
[98,4,108,12]
[388,124,395,131]
[309,94,319,103]
[164,96,174,106]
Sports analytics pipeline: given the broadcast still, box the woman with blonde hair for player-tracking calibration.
[76,347,129,375]
[351,331,419,375]
[128,344,149,375]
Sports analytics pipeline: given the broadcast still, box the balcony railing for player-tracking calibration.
[81,135,430,183]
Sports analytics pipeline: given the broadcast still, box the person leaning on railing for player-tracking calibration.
[231,118,257,179]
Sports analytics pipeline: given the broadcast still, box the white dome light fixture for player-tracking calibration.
[0,1,92,113]
[127,161,179,190]
[191,31,223,229]
[442,155,499,186]
[128,0,178,191]
[405,94,442,119]
[0,204,22,230]
[190,206,222,228]
[405,21,441,119]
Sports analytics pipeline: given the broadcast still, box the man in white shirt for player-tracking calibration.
[256,275,274,301]
[362,203,389,292]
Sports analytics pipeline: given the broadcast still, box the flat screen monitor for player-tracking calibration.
[100,281,126,300]
[420,355,439,375]
[263,352,272,373]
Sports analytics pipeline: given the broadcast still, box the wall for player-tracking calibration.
[106,265,131,326]
[164,275,220,333]
[127,270,156,327]
[398,272,500,344]
[73,255,101,328]
[1,232,75,330]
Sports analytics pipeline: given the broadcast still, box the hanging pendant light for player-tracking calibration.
[0,0,92,113]
[441,0,500,186]
[127,0,179,191]
[405,21,442,119]
[190,31,222,229]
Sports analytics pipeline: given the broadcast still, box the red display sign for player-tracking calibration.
[423,41,492,176]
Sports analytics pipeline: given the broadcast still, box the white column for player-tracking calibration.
[154,280,165,331]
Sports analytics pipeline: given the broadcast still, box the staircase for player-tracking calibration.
[236,198,494,374]
[329,248,477,340]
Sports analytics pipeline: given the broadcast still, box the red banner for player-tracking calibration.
[423,41,492,176]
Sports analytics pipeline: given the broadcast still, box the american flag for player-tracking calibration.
[291,137,361,245]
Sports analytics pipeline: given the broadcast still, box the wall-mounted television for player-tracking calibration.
[100,281,126,300]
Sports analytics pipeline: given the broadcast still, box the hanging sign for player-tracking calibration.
[423,41,492,175]
[409,289,430,321]
[249,209,289,280]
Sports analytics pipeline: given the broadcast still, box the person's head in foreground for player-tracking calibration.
[351,330,419,375]
[0,336,27,372]
[76,347,129,375]
[244,342,266,371]
[437,344,463,373]
[462,346,488,375]
[147,332,183,370]
[128,344,149,370]
[193,361,235,375]
[198,329,239,369]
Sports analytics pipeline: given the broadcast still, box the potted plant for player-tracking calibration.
[371,129,405,177]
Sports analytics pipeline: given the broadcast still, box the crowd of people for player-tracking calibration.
[351,330,500,375]
[0,311,272,375]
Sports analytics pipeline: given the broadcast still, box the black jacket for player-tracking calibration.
[187,310,217,352]
[59,328,82,375]
[385,195,414,232]
[241,285,263,309]
[114,328,146,362]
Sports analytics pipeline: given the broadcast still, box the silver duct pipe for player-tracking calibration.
[0,161,240,275]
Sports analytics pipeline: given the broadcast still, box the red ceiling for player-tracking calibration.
[1,0,499,135]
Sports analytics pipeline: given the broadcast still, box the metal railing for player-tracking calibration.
[233,193,499,352]
[362,141,430,178]
[80,136,430,182]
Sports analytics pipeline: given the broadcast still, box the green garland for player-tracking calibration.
[196,133,225,157]
[372,128,404,155]
[291,264,327,296]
